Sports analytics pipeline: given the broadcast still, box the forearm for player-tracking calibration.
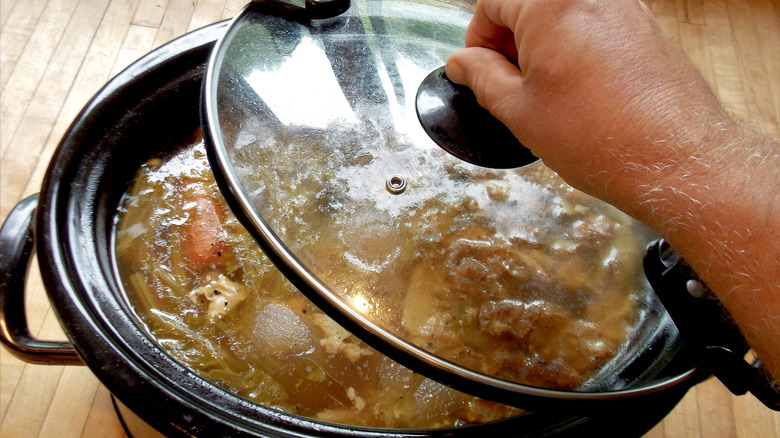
[617,122,780,379]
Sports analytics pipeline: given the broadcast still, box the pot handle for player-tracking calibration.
[0,194,82,366]
[644,239,779,411]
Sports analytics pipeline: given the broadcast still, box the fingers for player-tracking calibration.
[445,47,528,139]
[463,0,519,60]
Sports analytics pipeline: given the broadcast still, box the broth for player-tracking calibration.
[115,130,650,428]
[115,134,521,428]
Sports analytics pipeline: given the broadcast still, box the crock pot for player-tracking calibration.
[0,3,776,438]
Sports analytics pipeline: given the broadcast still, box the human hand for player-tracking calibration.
[445,0,732,209]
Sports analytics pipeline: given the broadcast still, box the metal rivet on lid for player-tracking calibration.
[386,174,407,194]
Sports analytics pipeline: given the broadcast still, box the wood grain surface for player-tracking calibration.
[1,0,778,436]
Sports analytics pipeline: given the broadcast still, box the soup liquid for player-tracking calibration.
[115,137,521,428]
[115,131,649,428]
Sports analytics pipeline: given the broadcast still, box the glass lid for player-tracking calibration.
[203,0,698,410]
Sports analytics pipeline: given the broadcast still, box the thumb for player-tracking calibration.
[445,47,529,142]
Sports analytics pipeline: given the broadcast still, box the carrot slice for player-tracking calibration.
[181,195,228,270]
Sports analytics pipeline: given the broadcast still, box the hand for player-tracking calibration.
[446,0,730,206]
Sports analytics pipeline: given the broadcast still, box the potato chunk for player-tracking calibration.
[251,303,313,359]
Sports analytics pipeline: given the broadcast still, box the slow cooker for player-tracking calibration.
[1,1,777,436]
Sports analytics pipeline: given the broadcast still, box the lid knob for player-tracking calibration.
[416,66,538,169]
[253,0,350,19]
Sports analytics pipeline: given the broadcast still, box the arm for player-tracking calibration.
[446,0,779,379]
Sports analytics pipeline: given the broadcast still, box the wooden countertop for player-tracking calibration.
[1,0,778,436]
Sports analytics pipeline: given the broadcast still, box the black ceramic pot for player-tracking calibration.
[0,20,706,438]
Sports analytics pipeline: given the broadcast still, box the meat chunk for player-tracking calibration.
[478,299,617,389]
[311,313,373,362]
[445,238,559,302]
[478,299,571,343]
[571,213,615,247]
[188,274,247,321]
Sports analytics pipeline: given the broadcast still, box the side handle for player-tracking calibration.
[0,194,82,366]
[644,239,778,411]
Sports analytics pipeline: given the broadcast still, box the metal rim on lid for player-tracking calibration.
[202,0,705,412]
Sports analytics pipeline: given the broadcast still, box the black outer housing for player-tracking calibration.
[9,20,698,438]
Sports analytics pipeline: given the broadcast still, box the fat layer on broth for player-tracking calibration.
[115,131,649,429]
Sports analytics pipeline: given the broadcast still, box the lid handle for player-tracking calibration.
[253,0,350,19]
[416,66,538,169]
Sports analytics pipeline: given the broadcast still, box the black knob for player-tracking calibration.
[416,66,538,169]
[253,0,350,20]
